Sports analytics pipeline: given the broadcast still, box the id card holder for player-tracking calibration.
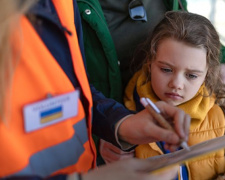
[23,90,80,133]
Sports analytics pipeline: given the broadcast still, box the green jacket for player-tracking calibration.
[77,0,123,102]
[77,0,187,103]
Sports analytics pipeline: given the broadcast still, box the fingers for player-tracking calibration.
[118,101,190,147]
[82,158,178,180]
[99,139,134,163]
[183,114,190,141]
[100,139,134,154]
[154,101,190,151]
[144,123,180,143]
[164,143,179,152]
[103,152,134,164]
[117,159,178,180]
[155,101,190,140]
[118,109,181,145]
[173,109,190,140]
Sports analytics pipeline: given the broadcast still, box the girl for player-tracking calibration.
[124,11,225,180]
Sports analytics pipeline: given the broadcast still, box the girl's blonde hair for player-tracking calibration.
[142,11,225,108]
[0,0,35,121]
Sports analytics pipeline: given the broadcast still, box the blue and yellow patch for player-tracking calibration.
[40,106,63,124]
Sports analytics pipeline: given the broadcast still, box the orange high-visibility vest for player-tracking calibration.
[0,0,96,178]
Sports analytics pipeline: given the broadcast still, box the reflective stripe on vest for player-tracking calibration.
[0,0,96,177]
[13,119,88,177]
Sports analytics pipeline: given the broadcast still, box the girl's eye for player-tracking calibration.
[186,73,198,79]
[161,68,172,73]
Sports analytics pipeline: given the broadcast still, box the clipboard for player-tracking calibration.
[146,135,225,172]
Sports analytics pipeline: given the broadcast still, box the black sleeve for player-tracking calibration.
[90,85,132,146]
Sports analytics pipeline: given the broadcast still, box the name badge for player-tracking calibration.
[23,90,80,133]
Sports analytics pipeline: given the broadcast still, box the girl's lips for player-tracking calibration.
[165,93,183,100]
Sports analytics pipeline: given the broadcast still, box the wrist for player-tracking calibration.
[115,115,137,150]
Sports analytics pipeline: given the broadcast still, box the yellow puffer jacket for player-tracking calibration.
[124,69,225,180]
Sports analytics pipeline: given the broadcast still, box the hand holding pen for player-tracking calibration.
[140,97,190,151]
[118,98,190,150]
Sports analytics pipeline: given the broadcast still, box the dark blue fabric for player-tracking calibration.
[182,165,189,180]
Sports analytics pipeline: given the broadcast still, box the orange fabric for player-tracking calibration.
[0,0,96,177]
[52,0,96,168]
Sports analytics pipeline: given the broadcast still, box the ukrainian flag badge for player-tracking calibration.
[40,106,63,124]
[23,90,79,132]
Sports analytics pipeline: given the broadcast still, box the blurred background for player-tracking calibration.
[187,0,225,45]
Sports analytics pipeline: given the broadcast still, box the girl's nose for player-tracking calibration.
[168,75,184,90]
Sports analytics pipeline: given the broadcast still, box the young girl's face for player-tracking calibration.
[150,38,208,106]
